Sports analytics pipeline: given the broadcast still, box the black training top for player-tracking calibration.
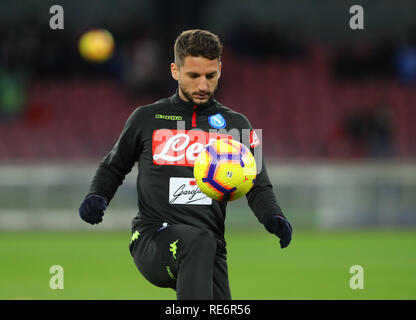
[88,92,284,248]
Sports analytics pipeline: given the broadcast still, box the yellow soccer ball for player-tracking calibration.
[194,139,257,201]
[79,29,114,63]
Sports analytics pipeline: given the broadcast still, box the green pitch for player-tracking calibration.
[0,229,415,300]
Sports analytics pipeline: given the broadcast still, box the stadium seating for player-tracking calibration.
[1,48,414,160]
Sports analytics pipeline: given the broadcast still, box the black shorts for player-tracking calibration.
[129,223,231,300]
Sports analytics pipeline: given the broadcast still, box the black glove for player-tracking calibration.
[79,194,107,225]
[265,214,293,249]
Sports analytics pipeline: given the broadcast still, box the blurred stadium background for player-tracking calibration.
[1,0,416,299]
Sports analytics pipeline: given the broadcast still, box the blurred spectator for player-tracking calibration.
[227,23,307,60]
[396,23,416,85]
[367,106,395,157]
[124,31,164,96]
[328,105,395,158]
[332,42,396,80]
[0,70,25,119]
[396,47,416,85]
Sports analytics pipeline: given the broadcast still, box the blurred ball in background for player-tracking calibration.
[78,29,115,63]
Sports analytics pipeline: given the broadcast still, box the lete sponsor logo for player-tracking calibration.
[152,129,232,166]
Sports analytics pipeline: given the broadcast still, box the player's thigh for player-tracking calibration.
[130,229,176,289]
[131,224,217,287]
[159,223,217,261]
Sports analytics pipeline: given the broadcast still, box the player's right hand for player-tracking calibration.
[79,194,107,225]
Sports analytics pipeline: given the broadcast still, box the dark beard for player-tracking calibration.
[180,86,216,106]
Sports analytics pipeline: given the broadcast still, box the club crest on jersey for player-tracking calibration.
[208,113,226,129]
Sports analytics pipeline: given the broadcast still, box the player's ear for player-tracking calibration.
[218,61,222,79]
[171,63,179,81]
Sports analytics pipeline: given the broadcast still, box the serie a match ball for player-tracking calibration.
[193,139,257,201]
[79,29,115,63]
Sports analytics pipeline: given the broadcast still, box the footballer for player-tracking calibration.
[79,29,292,300]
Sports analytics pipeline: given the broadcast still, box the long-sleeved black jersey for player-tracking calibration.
[88,92,284,247]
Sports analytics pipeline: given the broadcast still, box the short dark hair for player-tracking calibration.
[174,29,223,67]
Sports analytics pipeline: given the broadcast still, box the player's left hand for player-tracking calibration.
[265,214,293,249]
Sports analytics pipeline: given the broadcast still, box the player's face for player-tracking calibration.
[171,56,221,105]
